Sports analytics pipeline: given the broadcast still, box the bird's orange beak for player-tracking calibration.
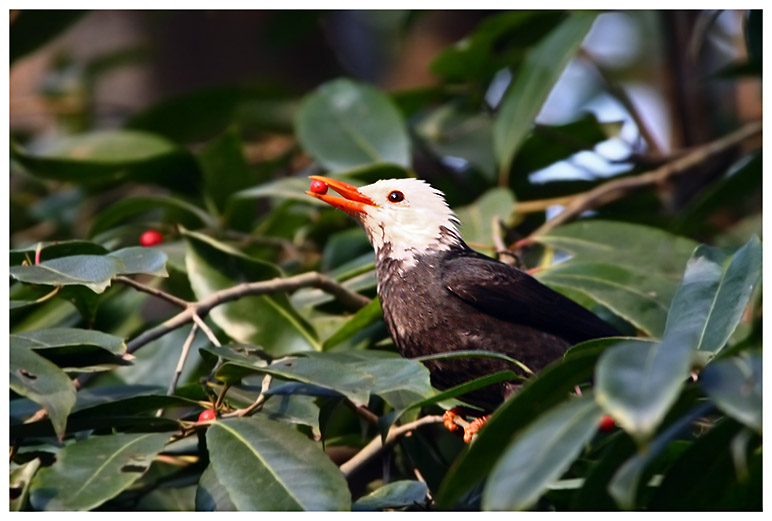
[305,175,376,216]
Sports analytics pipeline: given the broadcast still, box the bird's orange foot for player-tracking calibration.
[463,414,491,443]
[442,408,463,432]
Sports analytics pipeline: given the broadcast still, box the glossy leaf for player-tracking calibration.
[109,247,168,277]
[30,432,170,511]
[664,236,761,354]
[206,417,350,511]
[296,78,410,172]
[482,395,603,510]
[195,464,237,511]
[197,127,255,214]
[184,229,320,354]
[11,327,126,355]
[436,348,600,508]
[595,333,696,444]
[353,480,428,511]
[493,11,597,177]
[10,240,108,266]
[9,346,76,437]
[322,297,383,350]
[455,188,516,249]
[701,354,762,433]
[9,255,124,293]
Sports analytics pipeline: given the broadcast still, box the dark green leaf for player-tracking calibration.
[89,196,216,238]
[206,417,350,511]
[296,78,410,172]
[482,395,603,510]
[701,354,761,433]
[322,297,383,350]
[353,480,428,511]
[11,327,125,355]
[10,240,108,266]
[10,254,124,293]
[198,127,254,214]
[436,348,599,508]
[195,464,237,511]
[29,432,170,511]
[455,188,516,250]
[664,236,761,354]
[183,230,320,354]
[595,334,696,444]
[493,11,597,177]
[109,247,168,277]
[10,346,77,438]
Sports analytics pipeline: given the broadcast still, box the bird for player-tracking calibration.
[306,176,618,441]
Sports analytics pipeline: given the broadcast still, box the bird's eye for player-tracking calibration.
[388,190,405,203]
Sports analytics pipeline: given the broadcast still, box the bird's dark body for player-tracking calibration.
[376,235,618,412]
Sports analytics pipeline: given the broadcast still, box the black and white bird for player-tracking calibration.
[307,176,617,438]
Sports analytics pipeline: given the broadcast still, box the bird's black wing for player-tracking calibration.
[440,252,619,343]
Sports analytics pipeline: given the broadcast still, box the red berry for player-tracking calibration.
[309,179,328,195]
[198,409,216,422]
[139,230,163,247]
[598,415,615,433]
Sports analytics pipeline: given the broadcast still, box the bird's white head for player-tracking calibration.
[306,176,462,266]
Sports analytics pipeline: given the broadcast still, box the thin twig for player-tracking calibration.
[114,276,190,308]
[126,272,371,355]
[580,48,665,158]
[345,399,380,426]
[527,121,762,238]
[167,324,199,396]
[340,415,444,477]
[191,313,221,347]
[221,374,273,418]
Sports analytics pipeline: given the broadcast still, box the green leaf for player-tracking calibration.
[183,230,320,354]
[296,78,410,172]
[30,432,170,511]
[195,464,237,511]
[12,131,197,188]
[436,348,599,508]
[537,220,699,280]
[595,334,696,444]
[482,395,603,510]
[10,240,108,266]
[9,255,124,293]
[198,127,255,214]
[701,354,762,433]
[11,327,126,355]
[89,195,216,238]
[493,11,597,177]
[209,350,373,407]
[455,188,516,250]
[416,105,496,180]
[322,297,383,350]
[10,459,41,511]
[206,417,351,511]
[353,480,428,511]
[607,401,711,509]
[537,220,699,336]
[649,419,756,510]
[664,236,761,354]
[225,386,321,437]
[10,346,77,438]
[109,247,168,277]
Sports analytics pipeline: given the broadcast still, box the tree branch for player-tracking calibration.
[525,121,762,239]
[126,272,371,355]
[340,415,444,477]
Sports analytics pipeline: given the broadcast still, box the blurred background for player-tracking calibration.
[9,10,762,248]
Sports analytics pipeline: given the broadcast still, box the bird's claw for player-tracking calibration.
[463,415,491,443]
[442,408,462,432]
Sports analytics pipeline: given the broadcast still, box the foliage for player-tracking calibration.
[9,10,762,511]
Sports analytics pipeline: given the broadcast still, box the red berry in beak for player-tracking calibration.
[309,179,328,195]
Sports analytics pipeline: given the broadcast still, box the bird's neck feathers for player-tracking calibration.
[366,219,465,270]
